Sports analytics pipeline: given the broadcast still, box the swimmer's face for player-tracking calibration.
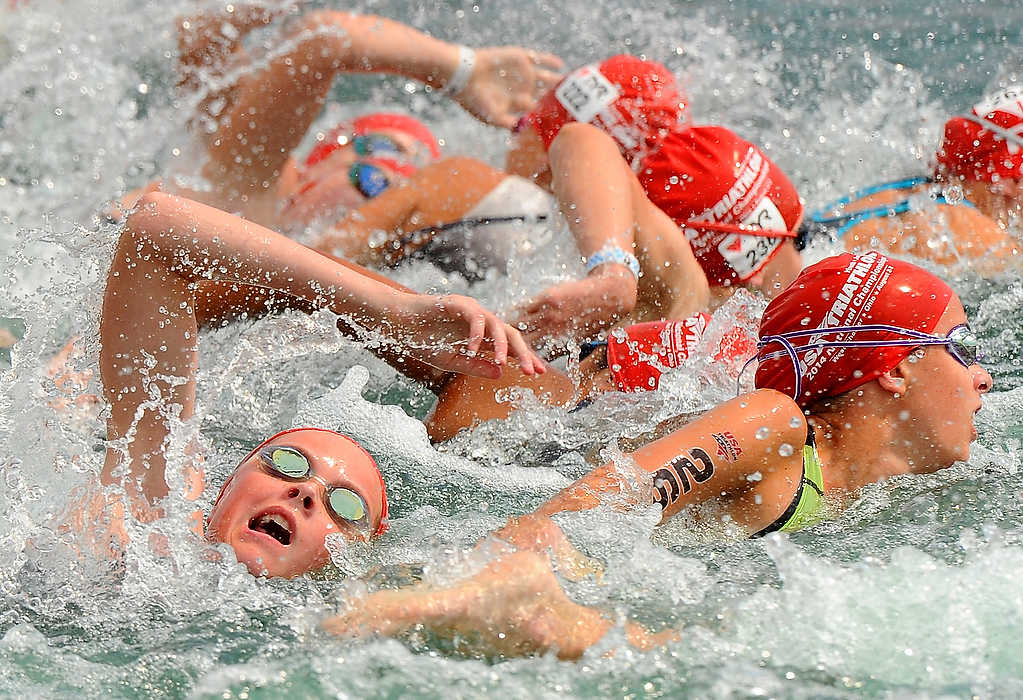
[895,296,992,470]
[505,125,552,190]
[206,430,386,579]
[285,129,425,222]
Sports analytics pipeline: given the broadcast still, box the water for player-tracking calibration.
[1,0,1022,697]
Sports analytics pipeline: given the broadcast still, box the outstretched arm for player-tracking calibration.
[101,192,543,507]
[509,390,810,533]
[197,9,561,198]
[323,549,672,660]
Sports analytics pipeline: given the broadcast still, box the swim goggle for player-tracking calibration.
[258,445,372,533]
[741,323,982,399]
[348,161,392,198]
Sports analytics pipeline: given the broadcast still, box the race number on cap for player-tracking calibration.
[556,65,621,125]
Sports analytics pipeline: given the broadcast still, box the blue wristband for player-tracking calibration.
[584,244,641,279]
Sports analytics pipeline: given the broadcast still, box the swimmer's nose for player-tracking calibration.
[973,364,993,394]
[287,482,320,513]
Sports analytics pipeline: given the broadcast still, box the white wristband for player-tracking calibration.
[584,244,641,279]
[436,45,475,96]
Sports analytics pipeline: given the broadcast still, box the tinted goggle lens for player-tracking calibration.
[327,488,367,523]
[266,447,310,478]
[946,325,981,367]
[352,134,400,157]
[349,162,390,198]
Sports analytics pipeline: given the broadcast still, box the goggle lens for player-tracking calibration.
[328,488,367,522]
[349,162,390,198]
[268,447,310,478]
[945,324,981,367]
[352,134,400,157]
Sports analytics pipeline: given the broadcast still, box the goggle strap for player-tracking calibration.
[739,323,976,401]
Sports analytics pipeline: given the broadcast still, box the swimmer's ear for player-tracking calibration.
[876,364,909,396]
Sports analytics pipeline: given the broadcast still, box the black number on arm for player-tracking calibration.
[653,449,717,510]
[653,468,680,509]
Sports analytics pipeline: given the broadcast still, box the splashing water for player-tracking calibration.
[2,0,1023,697]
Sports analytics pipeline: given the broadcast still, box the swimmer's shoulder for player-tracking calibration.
[403,156,508,219]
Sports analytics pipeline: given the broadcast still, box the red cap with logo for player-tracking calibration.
[523,55,686,165]
[606,314,709,391]
[305,112,441,171]
[936,85,1023,183]
[638,125,803,286]
[754,251,954,407]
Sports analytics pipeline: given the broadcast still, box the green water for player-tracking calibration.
[1,0,1022,697]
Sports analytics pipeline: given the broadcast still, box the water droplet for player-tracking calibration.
[778,443,794,457]
[755,427,770,440]
[746,471,762,482]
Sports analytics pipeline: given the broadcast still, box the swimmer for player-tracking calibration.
[321,249,993,652]
[504,58,805,343]
[316,56,711,347]
[66,190,677,660]
[497,250,992,536]
[112,3,563,230]
[807,85,1023,269]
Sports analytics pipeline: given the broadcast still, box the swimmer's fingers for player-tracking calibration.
[529,52,564,91]
[445,295,545,376]
[530,50,565,73]
[504,322,546,376]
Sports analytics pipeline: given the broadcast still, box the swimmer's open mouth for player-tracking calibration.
[249,512,293,546]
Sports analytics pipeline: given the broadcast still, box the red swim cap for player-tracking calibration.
[754,251,954,407]
[305,112,441,170]
[639,125,803,286]
[936,86,1023,183]
[231,427,389,537]
[524,55,686,165]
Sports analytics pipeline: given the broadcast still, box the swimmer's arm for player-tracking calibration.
[102,193,543,504]
[273,12,561,125]
[530,390,808,533]
[323,550,673,660]
[517,123,641,342]
[176,2,297,80]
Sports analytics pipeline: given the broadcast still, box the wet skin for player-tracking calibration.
[206,429,385,578]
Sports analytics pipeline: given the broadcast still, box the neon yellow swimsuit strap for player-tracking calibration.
[778,441,826,533]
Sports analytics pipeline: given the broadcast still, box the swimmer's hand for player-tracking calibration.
[517,269,638,348]
[382,292,546,379]
[457,47,563,129]
[57,485,132,561]
[490,513,604,583]
[323,550,633,660]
